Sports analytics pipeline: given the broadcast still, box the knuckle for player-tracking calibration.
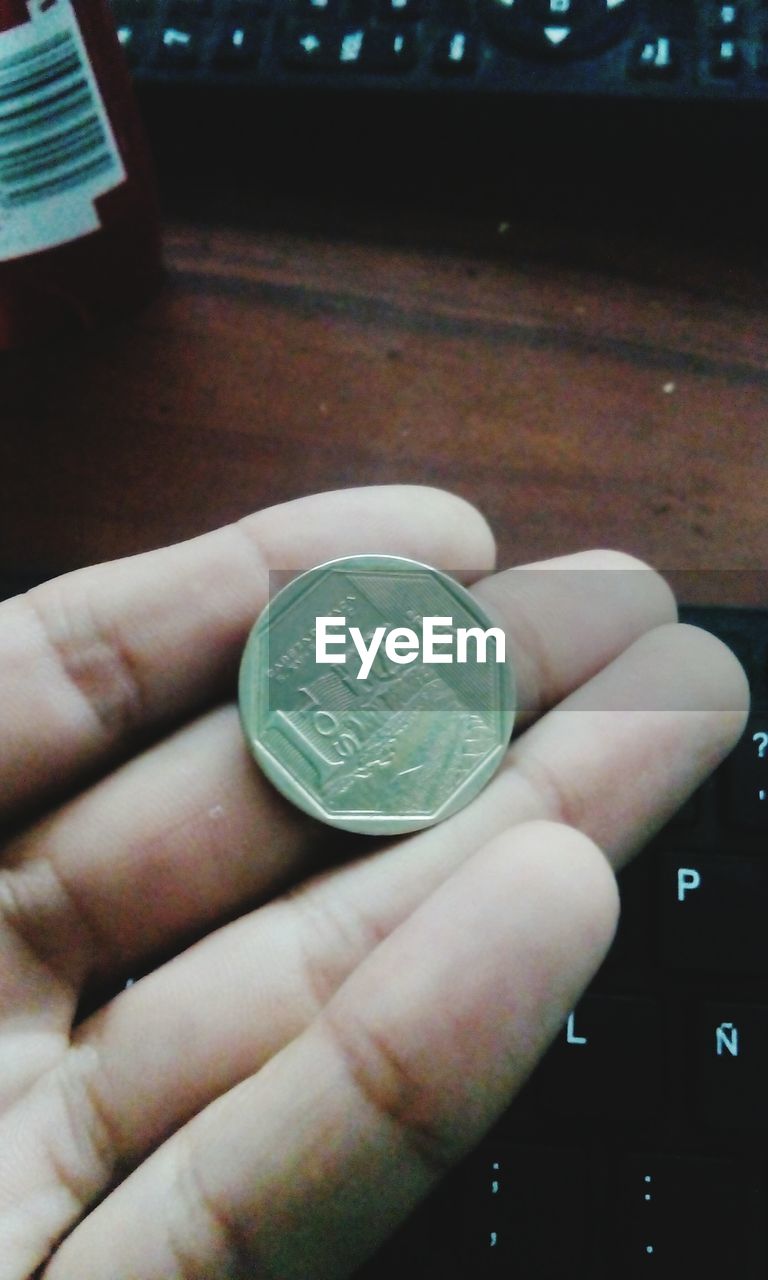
[165,1134,253,1280]
[24,577,146,740]
[322,1003,458,1183]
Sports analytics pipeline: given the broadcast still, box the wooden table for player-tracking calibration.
[2,109,767,605]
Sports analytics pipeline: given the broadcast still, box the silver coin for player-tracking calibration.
[238,555,515,835]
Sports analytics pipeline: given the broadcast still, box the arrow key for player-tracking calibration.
[484,0,634,57]
[531,0,585,20]
[542,24,571,47]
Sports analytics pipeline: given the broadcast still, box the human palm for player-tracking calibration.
[0,487,747,1279]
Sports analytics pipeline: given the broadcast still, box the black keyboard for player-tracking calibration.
[356,603,768,1279]
[2,576,766,1274]
[108,0,768,102]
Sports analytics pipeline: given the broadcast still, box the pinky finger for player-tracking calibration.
[45,821,618,1280]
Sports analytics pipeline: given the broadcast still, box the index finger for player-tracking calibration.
[0,486,495,819]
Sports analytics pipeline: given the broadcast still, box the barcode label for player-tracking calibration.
[0,0,126,262]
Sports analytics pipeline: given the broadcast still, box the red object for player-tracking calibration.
[0,0,162,348]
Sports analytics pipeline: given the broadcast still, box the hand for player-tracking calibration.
[0,487,747,1280]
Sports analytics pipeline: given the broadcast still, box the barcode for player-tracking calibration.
[0,26,117,208]
[0,0,126,260]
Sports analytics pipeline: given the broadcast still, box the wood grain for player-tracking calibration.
[1,198,766,604]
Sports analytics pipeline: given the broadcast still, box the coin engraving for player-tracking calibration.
[239,556,515,835]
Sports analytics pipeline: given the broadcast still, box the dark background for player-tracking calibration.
[2,87,766,597]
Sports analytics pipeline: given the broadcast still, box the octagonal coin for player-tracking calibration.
[238,555,516,835]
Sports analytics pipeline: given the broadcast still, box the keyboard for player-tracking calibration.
[356,603,768,1278]
[2,576,765,1275]
[108,0,768,102]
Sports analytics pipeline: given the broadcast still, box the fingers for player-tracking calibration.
[60,619,742,1162]
[0,552,675,995]
[489,621,751,866]
[59,622,747,1186]
[0,486,495,819]
[473,549,677,724]
[6,625,744,1276]
[42,822,618,1280]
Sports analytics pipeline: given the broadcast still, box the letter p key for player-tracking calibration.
[677,867,701,902]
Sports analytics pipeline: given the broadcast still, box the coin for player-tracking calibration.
[238,555,515,835]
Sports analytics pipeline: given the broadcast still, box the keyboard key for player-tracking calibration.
[155,22,202,65]
[693,1001,768,1133]
[709,37,743,76]
[295,0,344,18]
[660,853,768,973]
[724,718,768,830]
[114,20,144,65]
[212,23,263,65]
[281,25,341,67]
[712,2,742,33]
[338,28,367,63]
[629,36,680,78]
[527,994,662,1126]
[461,1143,594,1274]
[484,0,633,58]
[433,30,477,74]
[608,1152,765,1275]
[531,0,587,21]
[282,23,416,70]
[362,28,417,69]
[379,0,423,19]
